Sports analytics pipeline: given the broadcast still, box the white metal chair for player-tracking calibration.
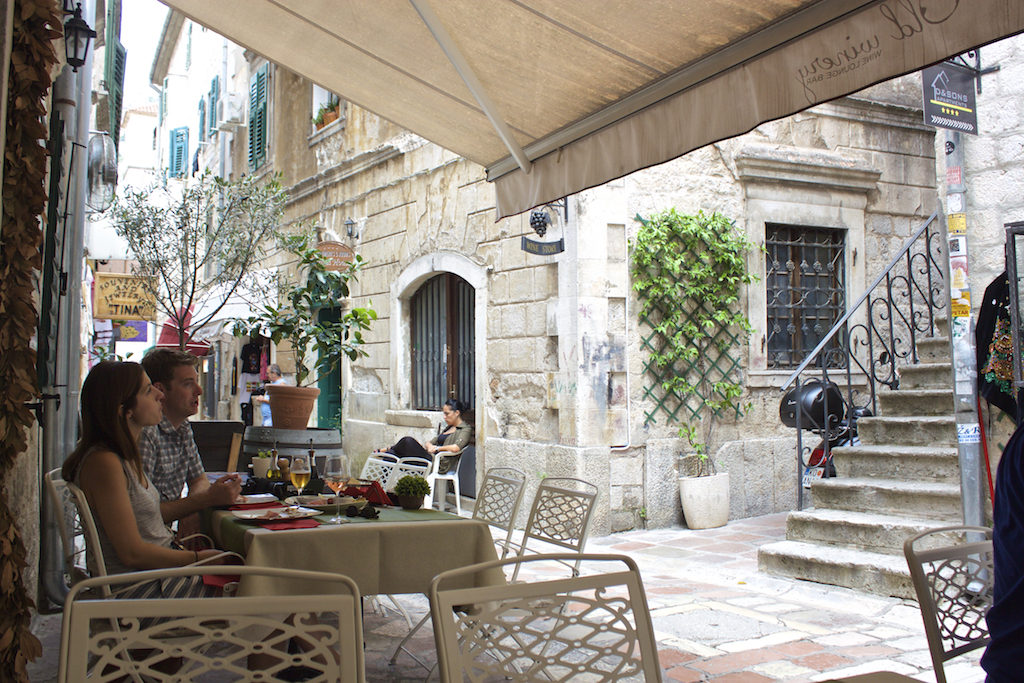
[58,565,365,683]
[903,525,993,683]
[473,466,527,558]
[430,553,664,683]
[389,466,527,670]
[507,476,599,581]
[44,468,90,590]
[359,452,399,486]
[430,451,467,514]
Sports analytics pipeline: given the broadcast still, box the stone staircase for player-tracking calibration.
[758,333,962,598]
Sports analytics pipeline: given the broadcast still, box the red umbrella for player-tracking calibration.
[155,307,211,357]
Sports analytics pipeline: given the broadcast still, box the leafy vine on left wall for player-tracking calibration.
[1,0,61,678]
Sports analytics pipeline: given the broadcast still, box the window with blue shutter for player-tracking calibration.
[168,127,189,177]
[208,75,220,138]
[198,98,206,143]
[248,65,268,171]
[104,0,125,150]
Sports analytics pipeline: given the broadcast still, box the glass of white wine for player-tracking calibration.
[289,454,312,497]
[323,454,350,524]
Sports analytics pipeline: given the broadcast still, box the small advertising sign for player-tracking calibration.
[318,241,355,271]
[521,235,565,256]
[922,62,978,135]
[115,320,148,343]
[93,273,157,321]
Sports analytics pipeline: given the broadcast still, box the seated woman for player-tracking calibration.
[378,398,472,469]
[61,361,230,598]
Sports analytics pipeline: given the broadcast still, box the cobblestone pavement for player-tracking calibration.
[28,511,984,682]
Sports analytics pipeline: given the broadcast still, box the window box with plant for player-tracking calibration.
[234,227,377,430]
[312,95,341,131]
[632,208,759,529]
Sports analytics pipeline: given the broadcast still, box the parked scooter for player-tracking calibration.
[779,379,871,488]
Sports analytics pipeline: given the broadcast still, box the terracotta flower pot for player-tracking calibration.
[396,494,424,510]
[266,384,320,430]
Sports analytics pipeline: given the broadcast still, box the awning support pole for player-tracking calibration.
[409,0,532,175]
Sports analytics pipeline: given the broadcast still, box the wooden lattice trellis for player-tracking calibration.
[631,210,755,434]
[638,291,745,427]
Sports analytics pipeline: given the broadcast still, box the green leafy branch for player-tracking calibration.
[631,209,759,471]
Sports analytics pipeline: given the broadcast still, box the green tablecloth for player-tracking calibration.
[206,506,501,597]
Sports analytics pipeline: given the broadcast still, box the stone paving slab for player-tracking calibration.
[27,511,986,682]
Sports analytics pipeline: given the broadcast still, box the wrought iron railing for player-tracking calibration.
[780,210,948,509]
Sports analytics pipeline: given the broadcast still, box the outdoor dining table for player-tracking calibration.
[205,504,502,597]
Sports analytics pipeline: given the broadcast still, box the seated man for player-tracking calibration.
[140,348,241,522]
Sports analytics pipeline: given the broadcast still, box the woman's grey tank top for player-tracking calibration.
[74,452,175,575]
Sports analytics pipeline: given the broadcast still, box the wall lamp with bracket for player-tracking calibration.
[63,2,96,71]
[345,217,358,238]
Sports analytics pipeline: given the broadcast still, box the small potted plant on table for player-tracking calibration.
[393,475,430,510]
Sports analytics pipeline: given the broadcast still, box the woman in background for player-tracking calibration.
[376,398,472,465]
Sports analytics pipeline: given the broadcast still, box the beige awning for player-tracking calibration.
[160,0,1024,218]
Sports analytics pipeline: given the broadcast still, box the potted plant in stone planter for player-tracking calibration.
[234,228,376,429]
[632,208,758,529]
[393,474,431,510]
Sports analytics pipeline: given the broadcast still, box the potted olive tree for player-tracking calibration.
[234,228,376,429]
[632,209,758,529]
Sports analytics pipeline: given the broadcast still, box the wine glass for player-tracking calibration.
[289,455,312,497]
[322,454,350,524]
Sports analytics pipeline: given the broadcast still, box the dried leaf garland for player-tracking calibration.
[0,0,60,679]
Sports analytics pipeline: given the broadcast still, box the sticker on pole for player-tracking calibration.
[957,423,981,444]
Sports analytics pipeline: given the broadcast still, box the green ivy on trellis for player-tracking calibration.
[631,209,758,459]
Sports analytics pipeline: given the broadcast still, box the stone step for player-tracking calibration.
[856,415,956,446]
[899,362,952,389]
[783,508,962,555]
[877,388,953,417]
[810,477,962,520]
[916,336,951,363]
[832,444,959,483]
[758,539,913,598]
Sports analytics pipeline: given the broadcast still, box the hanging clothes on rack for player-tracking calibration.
[977,271,1020,423]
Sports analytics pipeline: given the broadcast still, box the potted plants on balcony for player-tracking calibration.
[313,95,341,131]
[234,228,376,429]
[632,208,758,529]
[393,474,431,510]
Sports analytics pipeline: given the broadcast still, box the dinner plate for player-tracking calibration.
[284,494,332,506]
[235,493,279,505]
[231,506,321,521]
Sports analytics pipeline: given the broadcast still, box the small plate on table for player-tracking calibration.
[284,494,332,506]
[231,506,321,521]
[235,493,279,505]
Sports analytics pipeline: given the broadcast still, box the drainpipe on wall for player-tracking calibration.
[611,224,631,453]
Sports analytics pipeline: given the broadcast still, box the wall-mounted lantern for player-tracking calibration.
[63,2,96,71]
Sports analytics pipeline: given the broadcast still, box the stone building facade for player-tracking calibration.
[233,53,940,534]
